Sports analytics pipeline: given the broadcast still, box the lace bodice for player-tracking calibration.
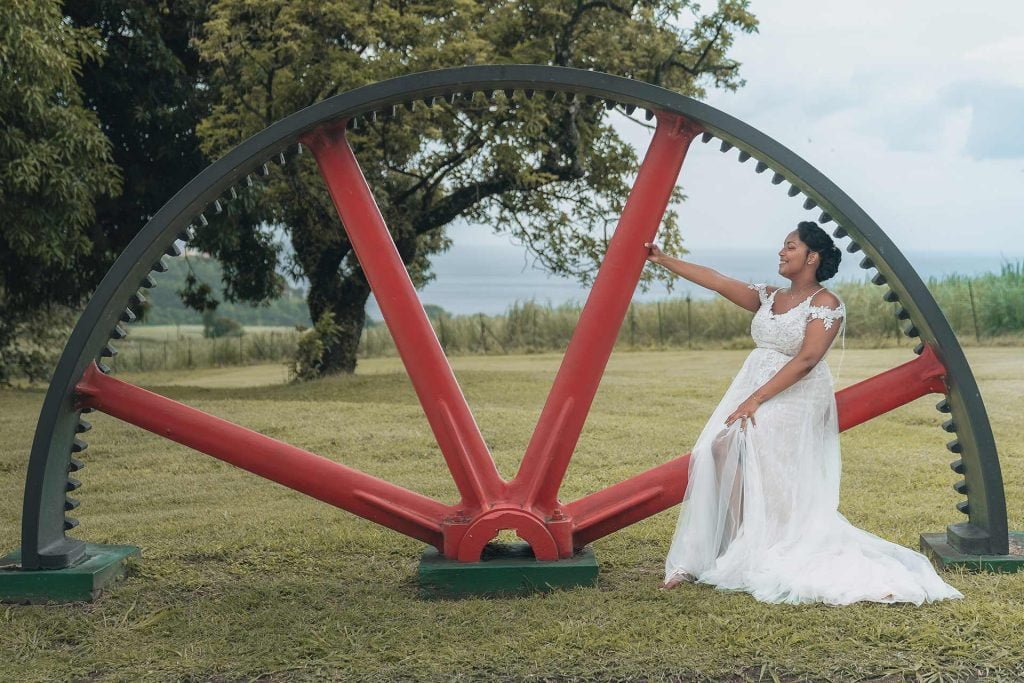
[748,283,846,357]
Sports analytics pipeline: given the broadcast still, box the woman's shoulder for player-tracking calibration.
[746,283,780,302]
[808,288,842,309]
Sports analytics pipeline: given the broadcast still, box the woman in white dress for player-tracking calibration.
[644,222,963,605]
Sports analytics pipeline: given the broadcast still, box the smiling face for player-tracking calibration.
[777,230,817,280]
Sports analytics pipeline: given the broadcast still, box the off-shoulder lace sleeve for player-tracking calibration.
[747,283,770,305]
[807,301,846,331]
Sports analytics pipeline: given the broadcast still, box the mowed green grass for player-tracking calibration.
[1,347,1023,682]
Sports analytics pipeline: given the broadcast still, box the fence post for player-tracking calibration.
[686,294,692,349]
[967,279,981,343]
[656,300,664,347]
[479,313,488,353]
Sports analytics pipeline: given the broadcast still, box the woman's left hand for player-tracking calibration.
[725,397,760,429]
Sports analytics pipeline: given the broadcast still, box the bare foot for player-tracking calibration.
[660,573,695,590]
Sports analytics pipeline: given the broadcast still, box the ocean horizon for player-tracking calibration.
[365,244,1020,320]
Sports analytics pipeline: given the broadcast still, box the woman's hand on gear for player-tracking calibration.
[644,241,665,265]
[725,397,760,430]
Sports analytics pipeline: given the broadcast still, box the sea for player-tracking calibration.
[365,243,1019,320]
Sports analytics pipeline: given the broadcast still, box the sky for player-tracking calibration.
[442,0,1024,258]
[362,1,1024,316]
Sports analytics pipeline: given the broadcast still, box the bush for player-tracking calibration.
[289,312,342,382]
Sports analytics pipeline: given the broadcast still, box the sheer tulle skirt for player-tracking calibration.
[663,348,963,605]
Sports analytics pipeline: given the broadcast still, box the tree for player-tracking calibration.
[0,0,121,384]
[194,1,757,377]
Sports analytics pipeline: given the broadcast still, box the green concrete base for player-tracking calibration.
[418,542,599,598]
[0,544,141,603]
[920,531,1024,573]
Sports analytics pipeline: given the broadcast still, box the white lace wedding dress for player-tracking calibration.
[663,283,964,605]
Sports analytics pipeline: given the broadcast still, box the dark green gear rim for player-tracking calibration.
[20,64,1007,569]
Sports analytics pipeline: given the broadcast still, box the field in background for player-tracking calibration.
[1,347,1023,680]
[101,264,1024,375]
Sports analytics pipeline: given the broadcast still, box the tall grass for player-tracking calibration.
[18,264,1023,378]
[360,263,1024,358]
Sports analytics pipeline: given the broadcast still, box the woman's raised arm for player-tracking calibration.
[645,242,765,313]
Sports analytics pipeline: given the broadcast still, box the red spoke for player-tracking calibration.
[835,344,947,431]
[301,122,505,511]
[566,346,950,547]
[508,112,704,512]
[74,363,448,548]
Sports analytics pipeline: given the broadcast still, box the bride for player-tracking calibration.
[644,222,963,605]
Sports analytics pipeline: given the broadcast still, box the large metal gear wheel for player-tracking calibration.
[18,65,1007,572]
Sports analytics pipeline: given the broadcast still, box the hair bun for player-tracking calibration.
[796,220,842,282]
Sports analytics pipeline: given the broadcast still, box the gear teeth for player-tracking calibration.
[76,418,91,433]
[803,198,817,210]
[152,257,169,273]
[246,174,255,186]
[936,397,951,413]
[100,344,117,358]
[902,321,919,338]
[846,241,861,253]
[111,324,127,340]
[119,308,137,324]
[819,212,833,223]
[946,438,963,454]
[177,226,194,242]
[230,186,239,200]
[623,103,636,114]
[771,173,784,185]
[404,99,416,111]
[832,226,847,238]
[895,306,910,320]
[871,272,887,286]
[199,213,209,227]
[719,141,733,152]
[130,292,146,307]
[66,478,82,492]
[214,200,223,214]
[72,437,87,453]
[603,98,615,109]
[950,458,964,474]
[80,407,94,414]
[503,89,514,101]
[166,242,183,257]
[64,517,79,531]
[787,185,800,197]
[860,256,874,269]
[142,274,157,288]
[953,480,967,495]
[97,362,111,374]
[738,151,751,162]
[345,116,358,130]
[882,290,899,303]
[701,132,713,143]
[445,91,458,104]
[482,89,495,101]
[65,495,80,511]
[913,341,926,354]
[942,419,957,433]
[644,109,654,121]
[522,89,535,100]
[261,163,270,176]
[956,500,969,515]
[68,457,84,472]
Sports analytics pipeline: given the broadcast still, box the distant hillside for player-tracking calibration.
[141,253,312,327]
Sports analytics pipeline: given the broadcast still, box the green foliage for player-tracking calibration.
[201,309,244,338]
[194,0,759,375]
[289,310,344,382]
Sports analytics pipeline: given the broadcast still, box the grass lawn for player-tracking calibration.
[1,347,1023,681]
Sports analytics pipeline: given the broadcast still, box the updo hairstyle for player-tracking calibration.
[796,221,841,282]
